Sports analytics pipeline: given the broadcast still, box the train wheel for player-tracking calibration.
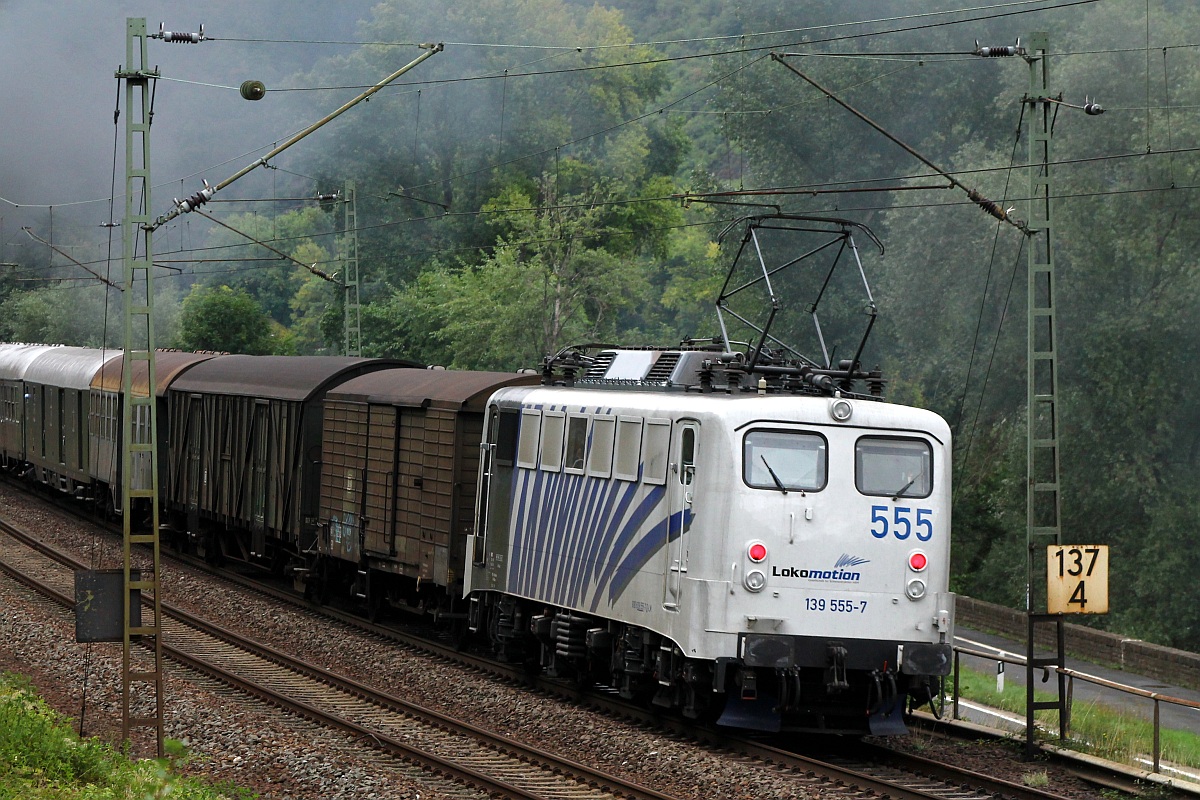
[307,558,332,606]
[366,581,386,622]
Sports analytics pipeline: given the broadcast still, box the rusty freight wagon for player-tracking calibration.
[164,355,415,571]
[315,368,538,615]
[89,350,222,517]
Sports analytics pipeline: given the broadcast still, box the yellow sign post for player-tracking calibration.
[1046,545,1109,614]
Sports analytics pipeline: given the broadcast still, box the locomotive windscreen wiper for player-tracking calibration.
[760,455,788,495]
[891,476,916,501]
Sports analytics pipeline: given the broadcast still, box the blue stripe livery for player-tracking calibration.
[508,467,694,612]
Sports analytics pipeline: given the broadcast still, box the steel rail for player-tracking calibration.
[0,484,1152,800]
[0,516,676,800]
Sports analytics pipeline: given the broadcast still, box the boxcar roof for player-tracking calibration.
[0,344,62,381]
[91,351,223,397]
[23,347,123,391]
[327,368,540,411]
[168,355,418,402]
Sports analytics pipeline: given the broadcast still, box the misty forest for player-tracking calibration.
[3,2,1199,650]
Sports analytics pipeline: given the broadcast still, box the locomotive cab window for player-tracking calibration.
[743,430,826,492]
[855,437,932,498]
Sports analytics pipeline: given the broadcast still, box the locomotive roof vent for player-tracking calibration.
[583,351,617,380]
[597,350,672,383]
[559,347,703,388]
[643,352,681,383]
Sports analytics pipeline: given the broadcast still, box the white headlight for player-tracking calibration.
[829,398,853,422]
[744,570,766,592]
[905,578,927,599]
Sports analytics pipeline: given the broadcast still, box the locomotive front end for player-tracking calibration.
[713,395,954,734]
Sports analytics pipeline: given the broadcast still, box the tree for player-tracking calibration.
[176,285,283,355]
[297,0,673,288]
[190,207,337,327]
[0,283,179,348]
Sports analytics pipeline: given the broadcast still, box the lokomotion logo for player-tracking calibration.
[772,553,869,582]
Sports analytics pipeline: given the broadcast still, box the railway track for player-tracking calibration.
[0,516,678,800]
[0,490,1137,800]
[161,550,1129,800]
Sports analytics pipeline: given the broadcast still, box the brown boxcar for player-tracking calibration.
[89,350,222,514]
[317,368,538,609]
[164,356,414,566]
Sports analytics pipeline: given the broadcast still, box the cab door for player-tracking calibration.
[664,421,697,610]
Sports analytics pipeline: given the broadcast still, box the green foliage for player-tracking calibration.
[371,177,655,369]
[0,285,179,349]
[176,285,284,355]
[0,288,113,347]
[190,207,336,330]
[20,1,1200,652]
[0,673,249,799]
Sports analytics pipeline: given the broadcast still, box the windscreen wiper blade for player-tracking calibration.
[891,477,916,501]
[760,455,788,495]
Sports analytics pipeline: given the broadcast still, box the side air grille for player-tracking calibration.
[644,352,681,384]
[584,351,617,380]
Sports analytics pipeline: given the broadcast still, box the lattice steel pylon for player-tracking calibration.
[342,180,361,356]
[1024,32,1065,610]
[116,17,165,757]
[1023,31,1068,753]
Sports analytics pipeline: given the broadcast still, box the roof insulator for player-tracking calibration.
[973,38,1022,57]
[154,22,206,44]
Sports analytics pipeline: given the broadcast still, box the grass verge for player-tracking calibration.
[950,664,1200,771]
[0,672,253,799]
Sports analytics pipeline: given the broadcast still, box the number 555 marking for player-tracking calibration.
[870,506,933,541]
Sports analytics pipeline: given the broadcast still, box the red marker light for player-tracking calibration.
[748,542,767,562]
[909,551,928,571]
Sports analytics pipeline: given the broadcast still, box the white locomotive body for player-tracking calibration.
[465,347,954,733]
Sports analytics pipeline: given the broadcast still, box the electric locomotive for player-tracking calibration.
[464,215,954,733]
[464,344,953,733]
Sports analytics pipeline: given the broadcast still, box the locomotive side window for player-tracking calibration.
[743,430,827,492]
[679,426,695,486]
[494,409,520,465]
[855,437,932,498]
[539,411,566,472]
[516,409,541,469]
[613,416,643,482]
[564,414,588,473]
[642,418,671,486]
[588,416,615,478]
